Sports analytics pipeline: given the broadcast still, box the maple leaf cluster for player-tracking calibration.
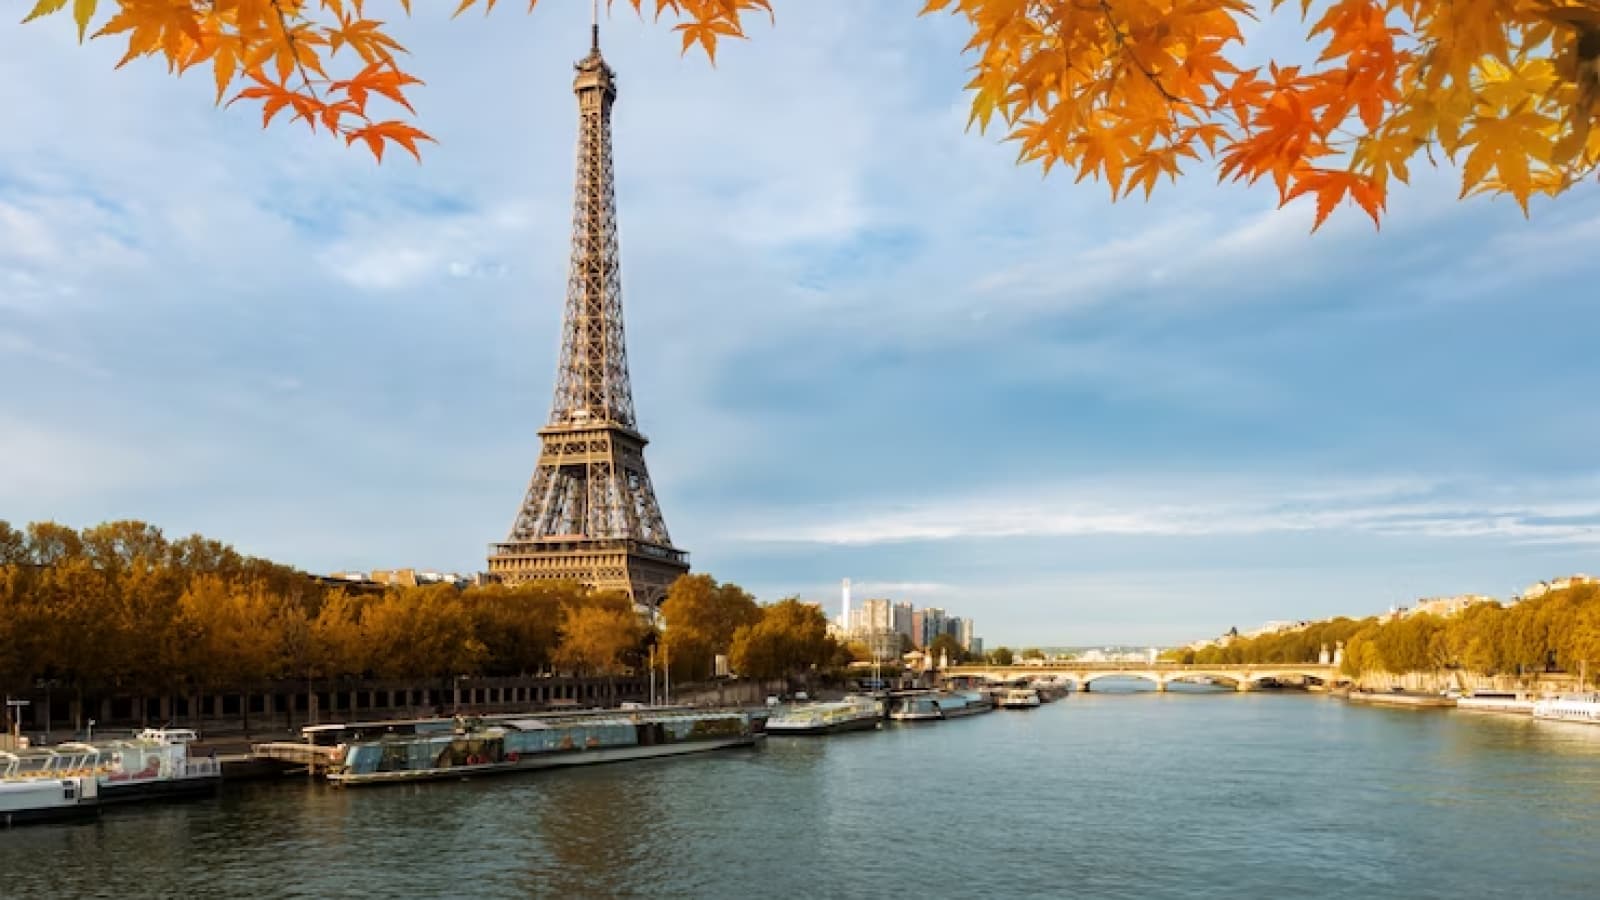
[925,0,1600,228]
[21,0,1599,228]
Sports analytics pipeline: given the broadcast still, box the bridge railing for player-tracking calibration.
[945,662,1336,671]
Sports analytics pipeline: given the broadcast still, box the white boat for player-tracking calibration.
[327,708,761,786]
[1533,693,1600,724]
[91,728,221,803]
[1,745,102,828]
[767,697,881,736]
[999,688,1042,709]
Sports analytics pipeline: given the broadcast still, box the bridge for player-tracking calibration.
[944,662,1341,692]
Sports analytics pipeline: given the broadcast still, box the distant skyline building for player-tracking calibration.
[921,607,946,648]
[860,598,892,634]
[838,577,853,634]
[827,586,983,652]
[893,602,914,643]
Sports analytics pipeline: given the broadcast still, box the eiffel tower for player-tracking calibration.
[488,18,689,606]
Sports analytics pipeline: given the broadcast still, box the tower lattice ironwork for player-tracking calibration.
[487,22,688,605]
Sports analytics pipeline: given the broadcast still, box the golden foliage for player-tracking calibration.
[659,573,760,682]
[926,0,1600,228]
[728,597,837,681]
[1185,583,1600,680]
[0,519,694,697]
[22,0,1599,227]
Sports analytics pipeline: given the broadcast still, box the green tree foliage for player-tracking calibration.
[987,647,1015,666]
[928,633,969,666]
[1020,647,1045,660]
[659,574,760,683]
[729,597,838,681]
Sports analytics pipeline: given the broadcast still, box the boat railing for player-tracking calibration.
[180,757,222,778]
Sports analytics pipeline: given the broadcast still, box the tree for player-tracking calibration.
[729,597,836,681]
[928,633,969,666]
[553,591,644,677]
[466,581,568,676]
[988,647,1015,666]
[1020,647,1046,660]
[659,574,760,683]
[23,1,1600,229]
[308,588,368,680]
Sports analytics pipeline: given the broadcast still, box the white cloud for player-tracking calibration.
[736,475,1600,547]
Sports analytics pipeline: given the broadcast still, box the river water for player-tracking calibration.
[6,686,1600,898]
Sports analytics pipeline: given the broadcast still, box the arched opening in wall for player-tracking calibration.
[1080,675,1160,693]
[1164,675,1239,693]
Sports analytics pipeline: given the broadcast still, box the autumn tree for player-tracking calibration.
[553,591,645,677]
[729,597,837,681]
[362,583,486,680]
[22,1,1600,229]
[659,574,761,683]
[465,581,569,676]
[988,646,1015,666]
[308,588,368,680]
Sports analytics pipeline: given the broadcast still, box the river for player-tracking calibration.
[6,686,1600,898]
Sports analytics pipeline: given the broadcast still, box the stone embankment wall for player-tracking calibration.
[1352,669,1583,696]
[7,674,649,741]
[670,678,789,708]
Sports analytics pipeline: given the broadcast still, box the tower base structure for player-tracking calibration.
[487,537,688,608]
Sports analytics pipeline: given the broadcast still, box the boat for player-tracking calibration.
[998,688,1042,709]
[1347,689,1455,708]
[1454,691,1536,715]
[1,745,102,828]
[1533,693,1600,724]
[1031,680,1071,702]
[888,694,943,722]
[933,690,993,718]
[327,708,761,786]
[766,697,881,736]
[90,728,221,803]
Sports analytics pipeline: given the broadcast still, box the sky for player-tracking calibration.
[2,3,1598,647]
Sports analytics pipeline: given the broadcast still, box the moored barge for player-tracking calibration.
[326,708,761,786]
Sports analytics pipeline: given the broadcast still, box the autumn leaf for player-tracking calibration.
[345,119,434,161]
[18,0,1600,228]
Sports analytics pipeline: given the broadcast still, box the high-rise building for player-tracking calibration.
[892,602,914,643]
[921,607,947,647]
[486,22,687,606]
[910,610,927,649]
[945,616,963,642]
[860,599,892,634]
[959,618,976,651]
[839,577,853,634]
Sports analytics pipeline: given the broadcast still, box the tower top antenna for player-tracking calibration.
[591,0,599,52]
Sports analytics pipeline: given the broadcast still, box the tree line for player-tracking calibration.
[0,520,844,703]
[1163,582,1600,680]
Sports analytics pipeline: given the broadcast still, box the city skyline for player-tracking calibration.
[3,5,1599,646]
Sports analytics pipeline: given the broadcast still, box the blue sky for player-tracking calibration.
[2,3,1598,646]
